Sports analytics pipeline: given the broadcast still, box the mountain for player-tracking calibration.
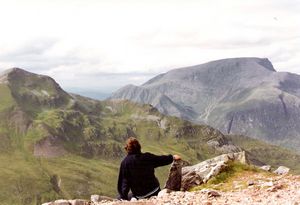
[0,67,300,205]
[110,57,300,151]
[0,68,238,204]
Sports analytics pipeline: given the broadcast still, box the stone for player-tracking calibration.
[233,151,249,164]
[181,170,203,191]
[274,166,290,175]
[164,160,182,191]
[267,184,284,192]
[260,165,271,171]
[263,181,274,187]
[91,195,100,203]
[201,189,221,197]
[91,195,114,202]
[130,197,137,201]
[248,181,255,186]
[203,161,227,183]
[53,199,70,205]
[68,199,89,205]
[208,190,221,197]
[157,189,172,198]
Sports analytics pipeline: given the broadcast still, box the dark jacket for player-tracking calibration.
[117,152,173,200]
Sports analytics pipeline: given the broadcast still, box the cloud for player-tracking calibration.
[0,0,299,94]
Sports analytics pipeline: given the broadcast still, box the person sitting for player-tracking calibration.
[117,137,181,200]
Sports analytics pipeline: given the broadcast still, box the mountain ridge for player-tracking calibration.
[1,67,300,205]
[111,57,300,151]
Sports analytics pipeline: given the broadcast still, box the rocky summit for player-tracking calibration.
[42,152,300,205]
[110,57,300,152]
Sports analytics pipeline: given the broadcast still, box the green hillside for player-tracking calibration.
[0,68,299,205]
[227,135,300,174]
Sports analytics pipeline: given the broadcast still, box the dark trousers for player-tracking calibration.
[118,188,161,200]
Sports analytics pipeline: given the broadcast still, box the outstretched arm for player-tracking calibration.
[150,153,181,168]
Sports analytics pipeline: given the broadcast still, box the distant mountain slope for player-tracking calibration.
[0,67,299,205]
[0,68,239,204]
[111,57,300,151]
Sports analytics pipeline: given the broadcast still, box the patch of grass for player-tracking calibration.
[0,84,15,111]
[209,162,259,185]
[191,162,269,192]
[228,135,300,174]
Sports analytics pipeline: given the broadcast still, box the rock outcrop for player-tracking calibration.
[181,151,248,190]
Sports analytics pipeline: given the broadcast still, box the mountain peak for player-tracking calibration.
[142,57,276,87]
[0,67,71,109]
[6,67,26,73]
[0,67,38,83]
[207,57,276,72]
[179,57,277,75]
[1,67,29,76]
[254,57,275,72]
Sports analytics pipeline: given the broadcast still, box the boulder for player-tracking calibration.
[181,170,203,191]
[181,151,248,190]
[164,160,182,191]
[273,166,290,175]
[260,165,271,171]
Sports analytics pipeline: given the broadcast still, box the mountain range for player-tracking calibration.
[111,57,300,152]
[0,67,300,205]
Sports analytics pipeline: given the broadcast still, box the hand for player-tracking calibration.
[173,154,181,160]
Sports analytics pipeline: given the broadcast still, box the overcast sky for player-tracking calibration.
[0,0,299,95]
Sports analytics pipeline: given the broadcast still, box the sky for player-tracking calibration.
[0,0,299,96]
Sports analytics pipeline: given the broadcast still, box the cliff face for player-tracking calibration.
[111,57,300,151]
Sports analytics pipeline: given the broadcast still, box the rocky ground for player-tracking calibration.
[45,174,300,205]
[43,153,300,205]
[95,174,300,205]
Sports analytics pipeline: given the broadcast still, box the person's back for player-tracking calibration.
[117,137,181,200]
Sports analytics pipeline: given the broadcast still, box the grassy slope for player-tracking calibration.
[227,135,300,174]
[0,151,120,205]
[1,97,300,204]
[0,93,230,205]
[0,84,15,112]
[1,70,300,204]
